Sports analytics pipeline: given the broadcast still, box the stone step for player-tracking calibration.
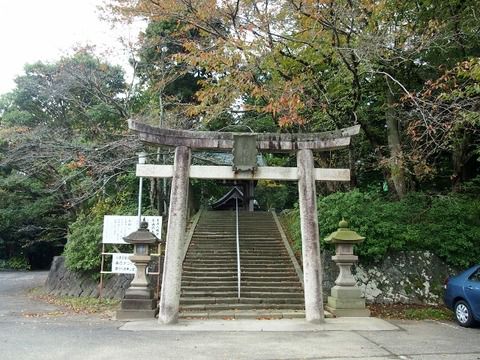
[188,247,285,252]
[182,270,297,277]
[184,257,293,263]
[190,239,282,243]
[186,250,286,255]
[184,258,291,263]
[191,239,280,242]
[182,286,302,293]
[183,263,294,268]
[186,246,285,258]
[199,218,275,222]
[180,303,305,311]
[185,258,291,262]
[195,231,280,233]
[185,249,282,254]
[179,310,307,320]
[180,211,305,314]
[181,291,304,299]
[183,267,291,272]
[184,258,290,263]
[182,275,301,282]
[183,265,294,270]
[182,280,302,287]
[179,309,333,320]
[180,297,305,305]
[187,252,290,262]
[191,242,281,245]
[194,229,278,231]
[193,230,279,233]
[184,257,287,262]
[196,237,280,240]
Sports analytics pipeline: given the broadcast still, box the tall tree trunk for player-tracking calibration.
[148,90,167,216]
[386,91,407,199]
[158,90,168,216]
[451,131,473,192]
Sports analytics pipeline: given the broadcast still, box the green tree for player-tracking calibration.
[0,49,141,268]
[1,49,128,137]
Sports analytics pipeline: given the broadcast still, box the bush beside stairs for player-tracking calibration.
[180,210,309,319]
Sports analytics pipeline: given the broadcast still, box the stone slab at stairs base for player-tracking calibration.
[119,317,398,332]
[116,308,158,320]
[179,310,333,320]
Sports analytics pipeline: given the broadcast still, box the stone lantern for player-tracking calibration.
[324,219,370,317]
[116,220,159,320]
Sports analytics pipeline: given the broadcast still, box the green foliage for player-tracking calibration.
[0,49,139,268]
[0,49,127,137]
[255,180,290,210]
[285,190,480,268]
[64,211,103,274]
[0,172,69,264]
[64,184,138,274]
[0,255,30,270]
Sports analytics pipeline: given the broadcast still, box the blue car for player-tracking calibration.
[444,264,480,327]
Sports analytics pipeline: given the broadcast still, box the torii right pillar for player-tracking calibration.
[297,149,324,323]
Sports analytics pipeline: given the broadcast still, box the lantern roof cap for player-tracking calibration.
[324,219,365,244]
[123,220,159,244]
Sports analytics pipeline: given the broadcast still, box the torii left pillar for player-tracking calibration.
[158,146,191,324]
[297,149,324,323]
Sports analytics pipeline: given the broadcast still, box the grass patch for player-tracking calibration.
[404,307,453,321]
[28,287,120,317]
[369,304,454,321]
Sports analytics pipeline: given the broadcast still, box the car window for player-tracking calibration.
[469,269,480,282]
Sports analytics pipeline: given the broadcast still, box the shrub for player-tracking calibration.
[284,190,480,268]
[5,256,31,270]
[64,198,137,274]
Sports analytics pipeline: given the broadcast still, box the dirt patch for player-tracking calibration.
[28,287,120,319]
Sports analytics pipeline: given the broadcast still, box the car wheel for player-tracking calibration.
[454,300,475,327]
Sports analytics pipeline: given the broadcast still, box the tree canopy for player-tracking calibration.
[1,1,479,270]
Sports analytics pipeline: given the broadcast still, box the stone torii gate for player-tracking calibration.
[128,119,361,324]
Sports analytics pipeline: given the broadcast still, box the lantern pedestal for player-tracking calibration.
[324,220,370,317]
[326,288,370,317]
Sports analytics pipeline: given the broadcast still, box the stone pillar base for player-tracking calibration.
[116,288,158,320]
[326,286,370,317]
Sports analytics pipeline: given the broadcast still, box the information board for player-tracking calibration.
[111,253,136,274]
[102,215,162,244]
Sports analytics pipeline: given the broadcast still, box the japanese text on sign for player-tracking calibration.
[102,216,162,244]
[111,253,136,274]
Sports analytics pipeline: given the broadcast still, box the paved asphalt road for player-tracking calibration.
[0,271,479,360]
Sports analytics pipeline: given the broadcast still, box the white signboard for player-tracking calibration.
[111,253,136,274]
[102,215,162,244]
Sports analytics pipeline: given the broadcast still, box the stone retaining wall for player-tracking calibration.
[46,251,451,304]
[322,251,452,304]
[45,256,155,299]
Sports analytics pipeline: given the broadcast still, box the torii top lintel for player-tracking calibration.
[128,119,360,153]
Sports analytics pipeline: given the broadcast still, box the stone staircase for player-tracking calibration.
[180,211,306,319]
